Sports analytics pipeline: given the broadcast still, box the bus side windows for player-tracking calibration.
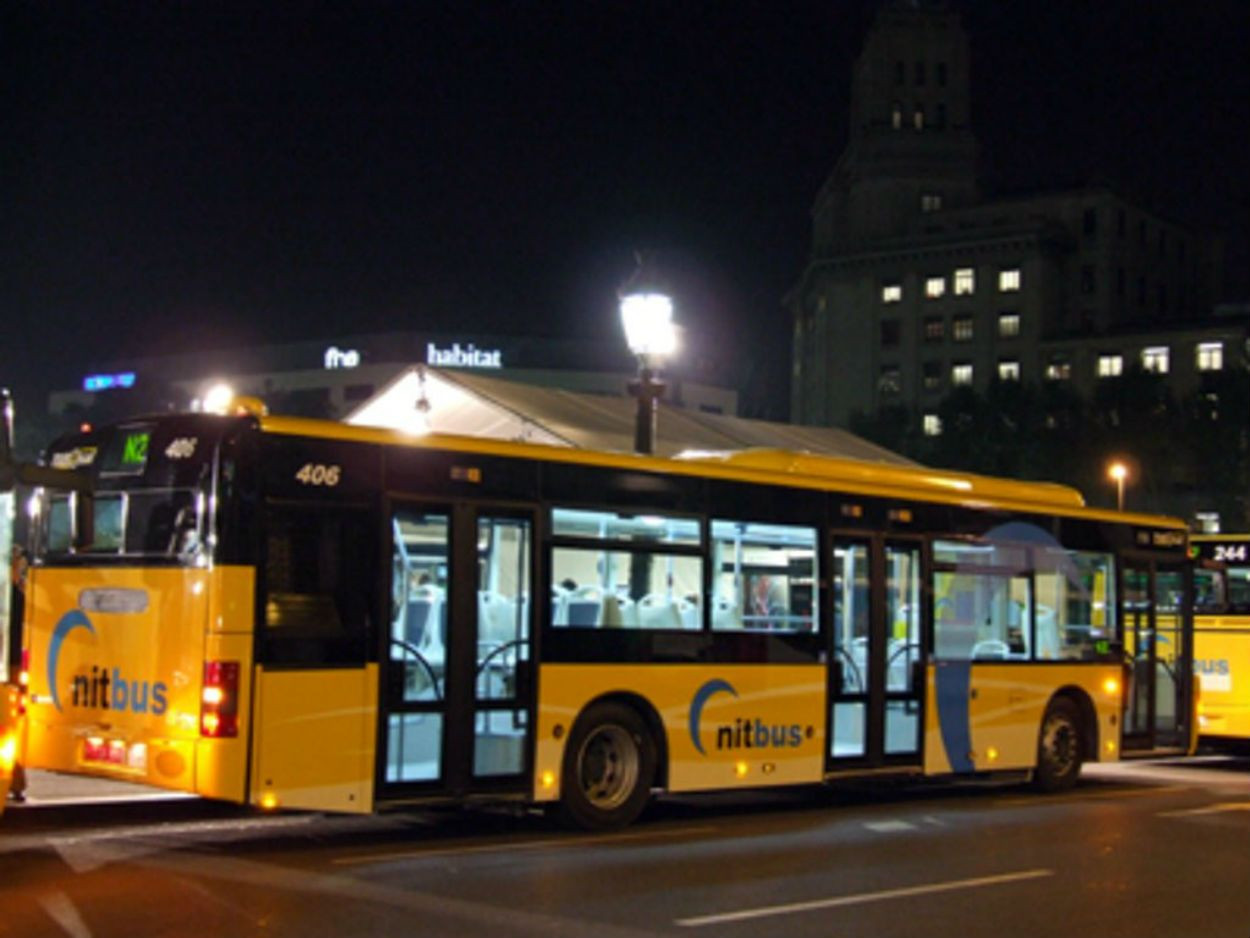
[260,505,375,667]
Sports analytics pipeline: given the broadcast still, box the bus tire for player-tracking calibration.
[559,702,656,830]
[1034,698,1083,793]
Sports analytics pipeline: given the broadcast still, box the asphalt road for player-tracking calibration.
[2,757,1249,938]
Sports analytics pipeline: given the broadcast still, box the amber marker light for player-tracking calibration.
[541,770,556,790]
[1102,676,1121,696]
[734,761,749,779]
[260,792,279,810]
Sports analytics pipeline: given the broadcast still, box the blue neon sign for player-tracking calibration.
[83,372,137,392]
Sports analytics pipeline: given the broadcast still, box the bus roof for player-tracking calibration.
[256,412,1187,531]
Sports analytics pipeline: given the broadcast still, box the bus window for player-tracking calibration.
[261,504,375,666]
[1034,549,1116,660]
[1194,568,1225,612]
[933,539,1031,661]
[709,520,817,632]
[550,507,703,630]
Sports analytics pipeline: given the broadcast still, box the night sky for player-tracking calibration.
[5,1,1248,415]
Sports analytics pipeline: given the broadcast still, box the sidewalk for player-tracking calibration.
[9,768,193,808]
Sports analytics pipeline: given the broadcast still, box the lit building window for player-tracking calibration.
[923,316,944,342]
[913,107,925,131]
[882,282,903,303]
[1097,354,1123,378]
[892,102,902,130]
[951,363,973,386]
[999,268,1021,292]
[923,413,942,436]
[1141,346,1170,374]
[1197,341,1224,372]
[953,268,975,295]
[925,276,946,299]
[952,316,973,342]
[921,193,943,213]
[998,313,1020,338]
[998,360,1020,381]
[1045,361,1071,381]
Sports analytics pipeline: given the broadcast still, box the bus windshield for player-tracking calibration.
[33,416,231,565]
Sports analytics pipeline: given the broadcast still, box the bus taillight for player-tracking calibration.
[18,649,29,717]
[201,661,240,738]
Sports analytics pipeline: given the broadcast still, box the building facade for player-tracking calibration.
[790,1,1229,432]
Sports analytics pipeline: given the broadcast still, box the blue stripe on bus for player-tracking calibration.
[935,660,974,773]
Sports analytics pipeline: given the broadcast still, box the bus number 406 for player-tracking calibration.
[295,463,342,487]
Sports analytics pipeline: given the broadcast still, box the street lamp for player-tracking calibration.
[1107,460,1129,511]
[619,254,678,455]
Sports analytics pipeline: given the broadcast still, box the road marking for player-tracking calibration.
[38,890,94,938]
[333,824,719,865]
[674,868,1055,927]
[863,819,915,833]
[996,784,1190,806]
[1157,801,1250,818]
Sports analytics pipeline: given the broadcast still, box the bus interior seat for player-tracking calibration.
[678,598,700,630]
[566,585,604,627]
[712,593,742,629]
[638,593,681,630]
[971,639,1010,660]
[551,587,569,626]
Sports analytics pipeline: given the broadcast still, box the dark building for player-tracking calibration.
[790,1,1229,435]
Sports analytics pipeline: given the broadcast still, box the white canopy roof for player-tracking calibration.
[345,365,915,466]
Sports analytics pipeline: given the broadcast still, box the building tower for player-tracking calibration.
[812,0,979,253]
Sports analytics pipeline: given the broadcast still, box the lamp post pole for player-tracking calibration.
[627,364,665,456]
[619,253,677,456]
[1108,461,1128,511]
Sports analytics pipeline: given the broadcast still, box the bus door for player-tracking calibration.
[1122,561,1191,752]
[827,536,925,770]
[380,501,535,799]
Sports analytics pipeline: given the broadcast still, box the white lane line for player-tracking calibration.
[38,890,94,938]
[995,784,1190,807]
[1157,801,1250,818]
[863,820,916,833]
[333,824,718,865]
[675,868,1055,927]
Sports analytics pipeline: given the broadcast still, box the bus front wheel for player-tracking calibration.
[1035,698,1083,792]
[559,702,656,830]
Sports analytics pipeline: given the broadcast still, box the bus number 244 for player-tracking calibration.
[295,463,342,487]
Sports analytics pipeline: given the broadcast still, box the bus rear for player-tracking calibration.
[1192,535,1250,747]
[21,416,254,801]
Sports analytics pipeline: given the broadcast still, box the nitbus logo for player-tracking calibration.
[47,610,169,716]
[687,678,809,755]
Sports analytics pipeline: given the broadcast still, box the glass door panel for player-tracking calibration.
[831,540,869,759]
[385,508,450,786]
[472,513,532,778]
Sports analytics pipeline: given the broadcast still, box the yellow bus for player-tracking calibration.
[17,401,1194,827]
[0,683,19,812]
[1191,535,1250,749]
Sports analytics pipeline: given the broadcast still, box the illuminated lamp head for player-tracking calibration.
[201,383,235,415]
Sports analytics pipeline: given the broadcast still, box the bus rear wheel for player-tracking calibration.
[1035,698,1083,792]
[559,702,656,830]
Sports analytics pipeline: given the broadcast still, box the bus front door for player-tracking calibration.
[827,536,925,771]
[380,503,535,800]
[1122,562,1191,753]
